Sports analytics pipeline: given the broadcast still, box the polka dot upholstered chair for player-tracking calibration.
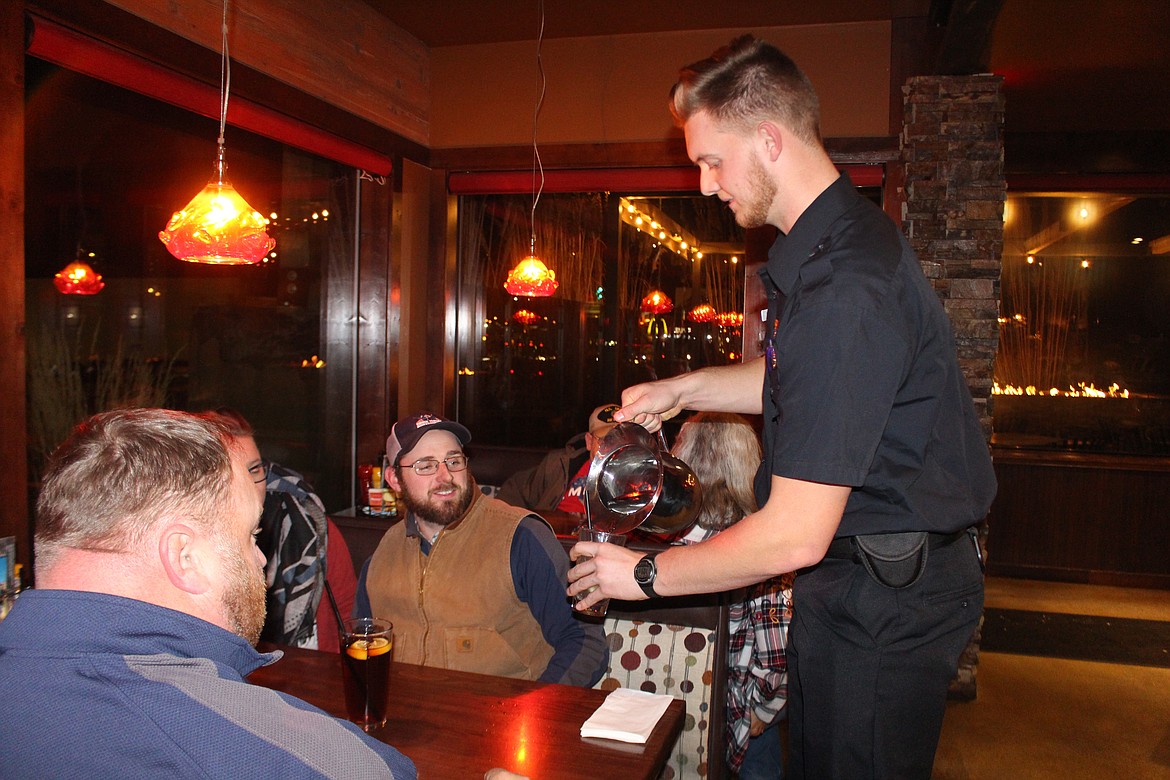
[594,613,728,780]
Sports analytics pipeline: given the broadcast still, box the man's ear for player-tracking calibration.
[386,467,403,493]
[757,121,783,162]
[159,523,212,595]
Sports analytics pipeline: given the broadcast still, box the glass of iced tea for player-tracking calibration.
[340,617,393,731]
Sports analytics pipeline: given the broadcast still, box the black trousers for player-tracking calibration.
[787,533,983,780]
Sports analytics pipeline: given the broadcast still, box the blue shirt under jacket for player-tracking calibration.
[0,589,416,780]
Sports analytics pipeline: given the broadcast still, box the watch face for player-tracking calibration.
[634,558,655,583]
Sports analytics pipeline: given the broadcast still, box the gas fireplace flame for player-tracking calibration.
[993,381,1130,398]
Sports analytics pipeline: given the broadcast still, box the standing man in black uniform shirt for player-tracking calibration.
[568,35,996,780]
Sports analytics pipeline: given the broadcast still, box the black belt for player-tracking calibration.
[823,528,968,561]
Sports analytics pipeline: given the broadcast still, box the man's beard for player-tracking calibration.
[733,154,777,229]
[215,533,267,645]
[399,477,473,528]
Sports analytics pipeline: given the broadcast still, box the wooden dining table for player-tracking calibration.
[249,642,685,780]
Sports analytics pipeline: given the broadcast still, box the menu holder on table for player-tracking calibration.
[580,688,675,744]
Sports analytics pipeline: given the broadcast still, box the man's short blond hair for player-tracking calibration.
[35,408,235,572]
[669,34,822,146]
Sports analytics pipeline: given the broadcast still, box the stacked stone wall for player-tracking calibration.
[901,74,1005,699]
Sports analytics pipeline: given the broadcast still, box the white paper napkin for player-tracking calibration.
[580,688,674,743]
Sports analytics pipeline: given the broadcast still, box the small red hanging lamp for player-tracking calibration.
[687,303,716,323]
[641,289,673,315]
[505,252,558,297]
[715,311,745,327]
[54,251,105,296]
[512,308,540,326]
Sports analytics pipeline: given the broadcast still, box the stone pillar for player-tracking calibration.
[901,74,1005,699]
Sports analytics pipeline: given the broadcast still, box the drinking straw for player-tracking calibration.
[324,579,346,640]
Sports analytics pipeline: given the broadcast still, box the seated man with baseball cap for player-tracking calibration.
[497,403,620,514]
[355,412,607,686]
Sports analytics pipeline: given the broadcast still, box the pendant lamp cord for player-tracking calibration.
[218,0,230,146]
[74,164,87,260]
[529,0,546,255]
[213,0,231,183]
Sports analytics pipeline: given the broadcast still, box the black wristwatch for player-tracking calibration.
[633,552,660,598]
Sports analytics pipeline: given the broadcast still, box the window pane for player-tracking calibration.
[618,196,747,383]
[24,58,357,507]
[995,193,1170,454]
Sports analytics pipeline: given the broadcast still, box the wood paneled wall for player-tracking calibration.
[105,0,431,146]
[988,450,1170,589]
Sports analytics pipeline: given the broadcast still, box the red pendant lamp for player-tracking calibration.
[54,252,105,296]
[158,0,274,265]
[512,308,540,326]
[641,289,673,315]
[687,303,716,323]
[505,254,558,297]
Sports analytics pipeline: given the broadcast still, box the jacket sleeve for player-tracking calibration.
[315,518,359,652]
[353,558,373,620]
[510,517,608,686]
[497,450,569,512]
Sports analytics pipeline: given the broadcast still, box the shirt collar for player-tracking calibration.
[762,172,858,297]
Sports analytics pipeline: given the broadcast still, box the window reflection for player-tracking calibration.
[456,192,746,447]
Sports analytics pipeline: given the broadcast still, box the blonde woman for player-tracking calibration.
[673,413,792,779]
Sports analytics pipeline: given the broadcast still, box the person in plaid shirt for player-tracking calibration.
[674,413,792,778]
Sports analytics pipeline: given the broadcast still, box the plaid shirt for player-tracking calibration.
[685,527,793,771]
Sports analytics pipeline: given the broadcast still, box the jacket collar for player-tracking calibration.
[0,589,278,677]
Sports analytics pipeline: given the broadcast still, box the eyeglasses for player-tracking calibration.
[400,455,469,476]
[247,461,268,484]
[595,404,620,424]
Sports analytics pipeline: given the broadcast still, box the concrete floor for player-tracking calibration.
[932,577,1170,780]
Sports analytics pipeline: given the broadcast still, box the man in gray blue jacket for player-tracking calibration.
[0,408,416,779]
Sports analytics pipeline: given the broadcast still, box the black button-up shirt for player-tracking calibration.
[755,174,996,535]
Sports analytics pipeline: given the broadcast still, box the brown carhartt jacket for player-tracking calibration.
[365,491,555,680]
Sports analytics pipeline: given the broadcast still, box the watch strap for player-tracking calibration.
[635,552,660,597]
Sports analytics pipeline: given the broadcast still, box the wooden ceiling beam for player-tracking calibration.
[932,0,1005,75]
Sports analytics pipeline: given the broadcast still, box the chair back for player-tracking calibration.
[594,593,731,780]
